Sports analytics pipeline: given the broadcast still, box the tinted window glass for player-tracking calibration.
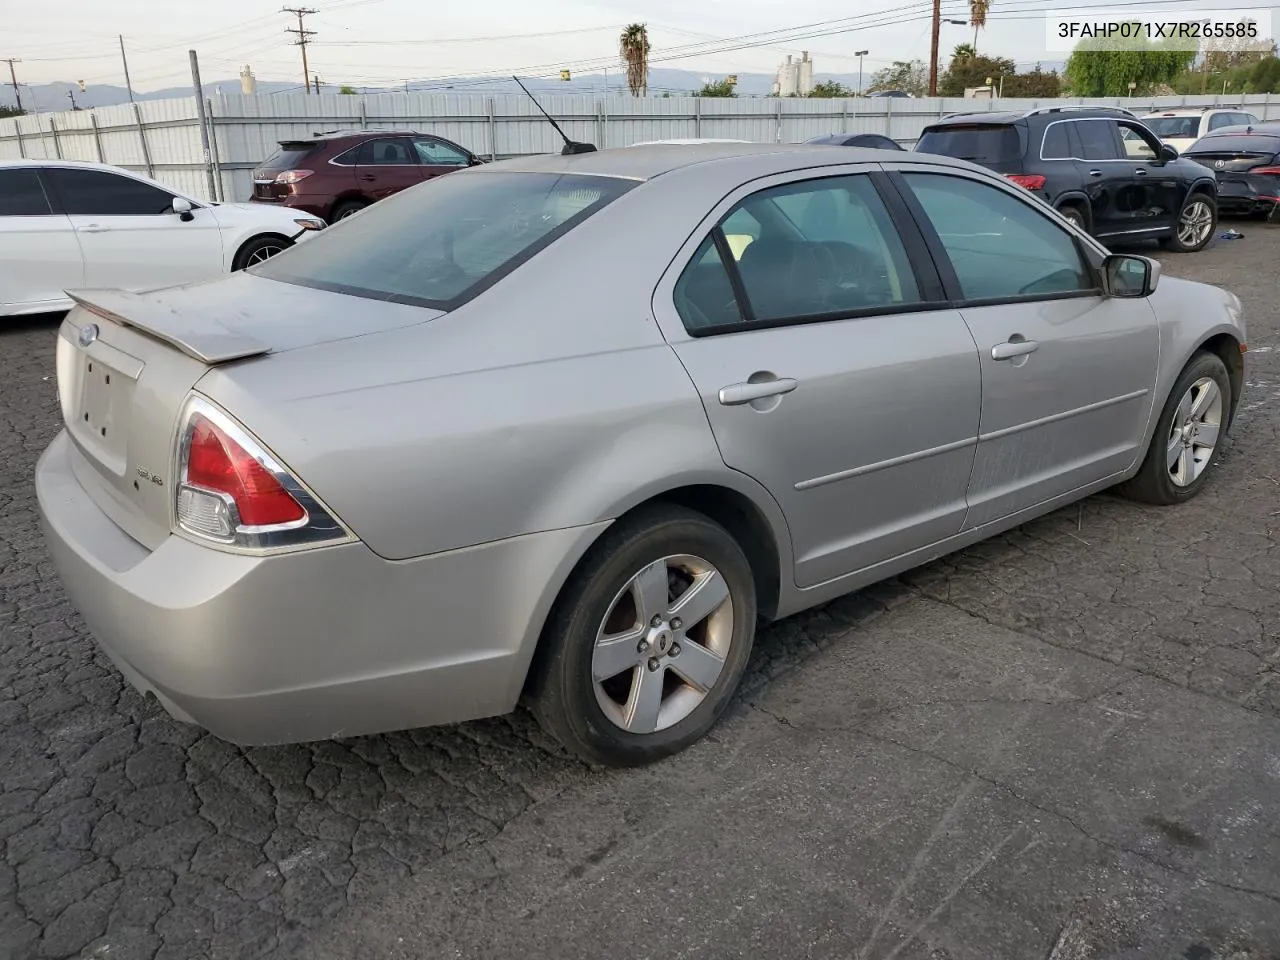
[413,138,470,165]
[673,237,743,331]
[1186,135,1280,154]
[0,169,53,216]
[47,169,175,216]
[916,125,1022,162]
[1076,120,1119,161]
[1144,116,1199,139]
[1208,113,1246,131]
[1042,123,1071,159]
[675,175,920,331]
[361,138,415,165]
[904,173,1093,301]
[257,143,317,173]
[253,171,634,308]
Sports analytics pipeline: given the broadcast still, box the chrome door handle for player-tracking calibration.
[1135,168,1148,176]
[718,378,798,406]
[991,339,1039,361]
[1088,169,1103,177]
[81,224,110,233]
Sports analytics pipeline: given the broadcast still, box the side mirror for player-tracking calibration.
[172,197,195,221]
[1104,254,1160,298]
[1159,143,1179,162]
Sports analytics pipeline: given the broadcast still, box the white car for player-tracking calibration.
[1139,107,1261,155]
[0,159,326,317]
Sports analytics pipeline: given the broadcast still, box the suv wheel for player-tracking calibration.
[330,200,367,223]
[1161,194,1217,252]
[1057,204,1088,232]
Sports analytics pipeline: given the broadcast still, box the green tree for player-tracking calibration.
[696,77,737,98]
[1001,66,1062,97]
[969,0,990,53]
[1064,27,1196,96]
[940,52,1016,95]
[808,79,854,98]
[620,23,651,97]
[867,59,929,96]
[338,85,358,95]
[1249,56,1280,92]
[0,106,23,119]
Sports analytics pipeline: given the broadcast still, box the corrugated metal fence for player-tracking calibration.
[3,91,1279,203]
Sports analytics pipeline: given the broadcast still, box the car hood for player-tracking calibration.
[209,201,323,229]
[65,272,444,363]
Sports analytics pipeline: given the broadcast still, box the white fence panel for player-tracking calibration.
[2,91,1279,201]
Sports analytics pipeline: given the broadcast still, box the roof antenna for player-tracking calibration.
[511,75,597,155]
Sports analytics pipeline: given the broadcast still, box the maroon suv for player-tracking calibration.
[249,129,483,223]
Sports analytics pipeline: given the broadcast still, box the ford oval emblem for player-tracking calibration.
[78,323,98,348]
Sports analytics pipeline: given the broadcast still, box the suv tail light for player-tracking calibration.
[1006,174,1047,191]
[275,169,314,184]
[175,396,352,552]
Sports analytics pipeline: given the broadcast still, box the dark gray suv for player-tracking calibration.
[916,106,1220,252]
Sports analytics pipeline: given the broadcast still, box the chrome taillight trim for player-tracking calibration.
[173,393,355,553]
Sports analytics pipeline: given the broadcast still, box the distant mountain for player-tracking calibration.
[1,61,1069,113]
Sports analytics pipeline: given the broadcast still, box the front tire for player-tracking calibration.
[1118,350,1231,505]
[1161,193,1217,252]
[529,505,757,767]
[232,234,291,271]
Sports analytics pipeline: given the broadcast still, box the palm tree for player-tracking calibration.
[968,0,990,55]
[620,24,651,97]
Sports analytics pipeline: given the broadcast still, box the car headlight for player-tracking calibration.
[293,218,325,231]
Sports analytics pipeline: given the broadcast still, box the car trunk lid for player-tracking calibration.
[252,140,319,200]
[57,277,443,549]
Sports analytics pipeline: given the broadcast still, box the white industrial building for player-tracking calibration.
[772,52,814,97]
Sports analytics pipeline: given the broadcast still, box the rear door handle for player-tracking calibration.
[81,224,110,233]
[991,339,1039,361]
[360,174,376,181]
[1088,169,1103,177]
[1135,168,1148,176]
[718,378,798,406]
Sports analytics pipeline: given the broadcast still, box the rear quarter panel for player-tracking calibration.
[194,172,797,566]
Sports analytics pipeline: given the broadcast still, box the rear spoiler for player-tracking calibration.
[67,289,271,365]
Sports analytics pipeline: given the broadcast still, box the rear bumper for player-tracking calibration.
[1215,178,1280,217]
[36,429,606,745]
[248,194,329,220]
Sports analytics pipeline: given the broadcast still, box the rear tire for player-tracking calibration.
[1160,193,1217,252]
[528,505,757,767]
[1117,350,1231,505]
[329,200,367,223]
[232,234,291,271]
[1058,203,1088,233]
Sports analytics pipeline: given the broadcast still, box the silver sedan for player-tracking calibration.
[36,143,1247,766]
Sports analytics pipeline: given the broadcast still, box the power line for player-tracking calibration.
[282,6,318,94]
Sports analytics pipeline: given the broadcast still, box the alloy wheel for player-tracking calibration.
[1177,200,1214,248]
[1167,376,1223,487]
[591,554,734,734]
[245,244,285,265]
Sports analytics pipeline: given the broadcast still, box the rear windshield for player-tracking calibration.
[1186,135,1280,155]
[1144,116,1200,139]
[258,143,317,171]
[916,125,1022,162]
[252,171,636,309]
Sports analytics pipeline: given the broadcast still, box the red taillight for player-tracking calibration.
[1006,174,1047,191]
[186,414,305,526]
[1251,166,1280,176]
[275,169,314,184]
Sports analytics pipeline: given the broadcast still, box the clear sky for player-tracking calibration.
[6,0,1277,92]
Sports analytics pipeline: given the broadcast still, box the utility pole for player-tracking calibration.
[855,49,868,95]
[928,0,941,96]
[119,36,136,102]
[283,7,317,94]
[189,49,218,201]
[2,58,21,112]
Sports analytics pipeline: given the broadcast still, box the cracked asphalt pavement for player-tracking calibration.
[3,228,1280,959]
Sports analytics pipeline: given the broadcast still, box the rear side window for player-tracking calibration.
[1186,135,1280,155]
[916,125,1022,163]
[0,169,53,216]
[45,168,175,216]
[1042,123,1071,159]
[1075,120,1120,161]
[252,171,635,309]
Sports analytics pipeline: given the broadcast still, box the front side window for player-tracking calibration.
[45,168,176,216]
[0,169,53,216]
[673,174,922,332]
[903,173,1094,301]
[252,171,634,308]
[413,138,471,165]
[1119,124,1157,160]
[1075,120,1120,161]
